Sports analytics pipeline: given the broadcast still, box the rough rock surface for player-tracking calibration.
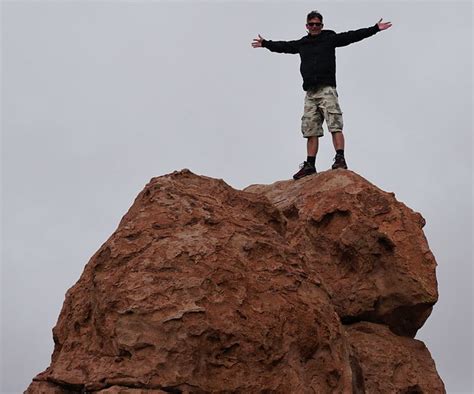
[245,170,438,337]
[26,169,444,393]
[345,322,445,393]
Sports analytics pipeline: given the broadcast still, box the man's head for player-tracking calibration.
[306,10,323,35]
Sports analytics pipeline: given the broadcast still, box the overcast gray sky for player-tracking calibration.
[1,1,472,393]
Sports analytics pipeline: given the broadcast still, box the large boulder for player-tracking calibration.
[27,170,354,393]
[26,169,443,393]
[245,170,439,337]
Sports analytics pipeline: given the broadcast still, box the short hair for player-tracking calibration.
[307,10,323,22]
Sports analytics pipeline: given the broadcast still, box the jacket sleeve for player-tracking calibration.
[332,24,380,47]
[261,39,300,54]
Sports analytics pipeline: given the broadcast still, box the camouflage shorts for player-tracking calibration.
[301,86,344,137]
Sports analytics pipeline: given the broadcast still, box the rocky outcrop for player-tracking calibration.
[26,169,444,393]
[245,170,438,337]
[345,322,445,393]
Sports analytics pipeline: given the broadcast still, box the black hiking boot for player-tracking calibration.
[331,153,348,170]
[293,161,316,180]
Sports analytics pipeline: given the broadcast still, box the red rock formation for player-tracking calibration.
[26,169,445,393]
[245,170,438,337]
[345,322,444,393]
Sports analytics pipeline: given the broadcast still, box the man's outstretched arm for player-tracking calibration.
[252,34,300,54]
[333,18,392,47]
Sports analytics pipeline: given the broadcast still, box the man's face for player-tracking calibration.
[306,17,323,35]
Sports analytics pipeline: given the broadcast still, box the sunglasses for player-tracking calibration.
[307,22,322,27]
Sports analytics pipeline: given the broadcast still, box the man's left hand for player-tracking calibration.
[377,18,392,31]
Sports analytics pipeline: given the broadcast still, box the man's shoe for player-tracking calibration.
[331,153,348,170]
[293,161,316,180]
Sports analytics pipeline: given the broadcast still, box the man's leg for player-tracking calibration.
[307,136,319,156]
[331,131,348,169]
[320,86,347,170]
[293,136,318,180]
[293,92,323,180]
[331,131,344,151]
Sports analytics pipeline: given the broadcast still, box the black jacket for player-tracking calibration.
[262,25,380,91]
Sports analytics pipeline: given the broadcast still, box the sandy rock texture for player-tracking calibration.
[26,169,444,393]
[345,322,445,393]
[245,170,438,337]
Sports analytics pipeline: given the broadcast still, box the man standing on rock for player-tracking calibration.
[252,11,392,179]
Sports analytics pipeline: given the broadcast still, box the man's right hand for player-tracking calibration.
[251,34,265,48]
